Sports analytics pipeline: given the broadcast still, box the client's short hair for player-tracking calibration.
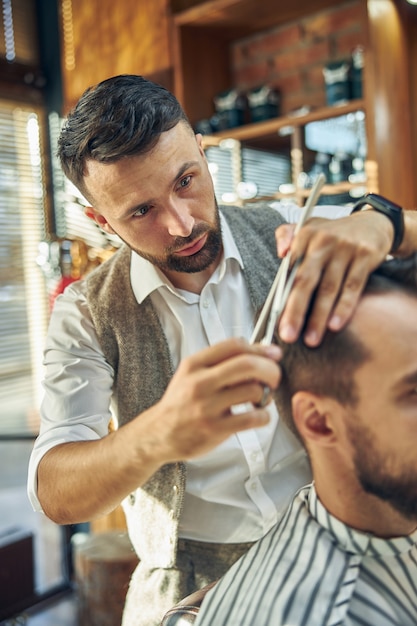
[273,254,417,439]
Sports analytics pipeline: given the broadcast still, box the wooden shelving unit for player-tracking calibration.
[170,0,417,209]
[170,0,351,126]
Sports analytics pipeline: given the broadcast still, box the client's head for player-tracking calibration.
[273,254,417,526]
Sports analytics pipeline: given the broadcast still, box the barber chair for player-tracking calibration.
[160,581,217,626]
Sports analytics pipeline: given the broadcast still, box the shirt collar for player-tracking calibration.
[306,483,417,557]
[130,211,244,304]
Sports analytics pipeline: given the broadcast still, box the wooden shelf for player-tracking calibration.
[172,0,350,37]
[239,181,367,205]
[213,180,364,211]
[299,181,366,197]
[202,99,365,143]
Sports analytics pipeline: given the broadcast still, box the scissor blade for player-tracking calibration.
[250,254,290,344]
[294,173,326,235]
[261,259,300,345]
[250,173,326,346]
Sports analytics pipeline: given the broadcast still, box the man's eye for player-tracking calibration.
[134,206,150,217]
[179,175,191,189]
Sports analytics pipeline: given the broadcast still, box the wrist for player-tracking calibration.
[396,210,416,257]
[351,193,404,254]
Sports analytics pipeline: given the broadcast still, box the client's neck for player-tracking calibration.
[313,467,417,539]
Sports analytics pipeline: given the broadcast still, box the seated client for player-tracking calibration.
[193,255,417,626]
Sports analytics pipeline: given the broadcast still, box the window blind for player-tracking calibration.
[0,99,48,436]
[205,143,291,204]
[0,0,39,64]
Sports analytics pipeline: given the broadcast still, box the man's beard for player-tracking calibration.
[347,419,417,521]
[130,202,222,274]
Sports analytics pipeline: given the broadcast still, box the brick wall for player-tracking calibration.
[231,0,364,115]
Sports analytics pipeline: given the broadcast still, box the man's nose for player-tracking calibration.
[164,202,194,237]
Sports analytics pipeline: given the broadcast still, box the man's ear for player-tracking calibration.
[291,391,339,447]
[195,132,206,158]
[84,206,116,235]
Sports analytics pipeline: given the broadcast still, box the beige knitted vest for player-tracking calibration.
[85,204,285,567]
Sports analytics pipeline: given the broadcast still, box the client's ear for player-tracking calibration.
[292,391,339,447]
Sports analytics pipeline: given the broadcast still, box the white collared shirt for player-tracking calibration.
[132,215,310,541]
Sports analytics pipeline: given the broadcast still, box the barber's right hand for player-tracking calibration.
[148,337,282,462]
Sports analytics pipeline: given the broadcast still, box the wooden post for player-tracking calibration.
[73,531,139,626]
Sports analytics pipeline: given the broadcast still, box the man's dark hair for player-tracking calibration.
[57,74,192,198]
[274,254,417,439]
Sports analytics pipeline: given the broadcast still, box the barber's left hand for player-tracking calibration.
[275,210,394,346]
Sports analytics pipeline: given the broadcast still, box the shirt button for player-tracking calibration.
[250,451,258,462]
[202,300,209,308]
[251,482,258,492]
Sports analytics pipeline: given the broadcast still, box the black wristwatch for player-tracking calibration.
[351,193,404,253]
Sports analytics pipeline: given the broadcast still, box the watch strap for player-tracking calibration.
[351,193,404,253]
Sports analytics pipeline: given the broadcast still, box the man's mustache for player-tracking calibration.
[169,223,210,252]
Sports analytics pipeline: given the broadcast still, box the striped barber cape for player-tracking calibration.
[195,484,417,626]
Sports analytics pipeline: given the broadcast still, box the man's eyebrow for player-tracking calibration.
[172,160,199,185]
[397,369,417,388]
[119,161,200,220]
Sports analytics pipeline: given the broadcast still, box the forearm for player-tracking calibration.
[37,415,164,524]
[36,338,282,525]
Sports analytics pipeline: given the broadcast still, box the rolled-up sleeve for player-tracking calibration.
[27,280,114,511]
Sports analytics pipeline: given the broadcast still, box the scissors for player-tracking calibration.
[250,173,326,406]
